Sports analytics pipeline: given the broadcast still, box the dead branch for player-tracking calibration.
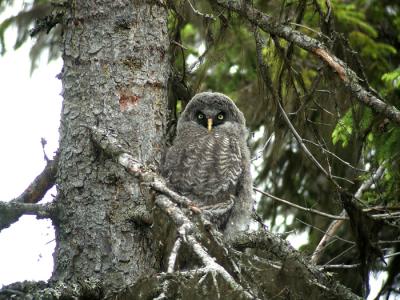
[0,153,58,231]
[187,0,216,20]
[255,186,396,223]
[10,153,58,204]
[320,251,400,271]
[0,202,54,227]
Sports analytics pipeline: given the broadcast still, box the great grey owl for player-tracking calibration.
[162,92,253,238]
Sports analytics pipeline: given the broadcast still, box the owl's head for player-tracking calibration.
[178,92,246,133]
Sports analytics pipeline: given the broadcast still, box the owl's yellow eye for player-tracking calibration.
[197,113,204,120]
[217,114,224,120]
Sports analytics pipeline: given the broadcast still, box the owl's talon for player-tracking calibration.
[189,205,202,214]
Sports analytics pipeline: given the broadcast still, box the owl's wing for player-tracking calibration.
[162,139,196,190]
[223,137,253,240]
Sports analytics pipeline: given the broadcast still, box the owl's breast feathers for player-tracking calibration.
[163,128,243,205]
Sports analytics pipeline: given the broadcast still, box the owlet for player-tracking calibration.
[162,92,253,238]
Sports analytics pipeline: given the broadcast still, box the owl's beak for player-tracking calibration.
[207,118,213,132]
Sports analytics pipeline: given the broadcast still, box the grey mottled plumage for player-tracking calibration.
[162,92,253,237]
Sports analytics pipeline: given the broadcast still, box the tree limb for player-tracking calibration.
[214,0,400,126]
[11,153,58,204]
[89,125,362,300]
[230,230,362,300]
[0,153,58,231]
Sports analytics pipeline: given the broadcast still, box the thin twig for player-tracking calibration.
[289,22,331,40]
[303,139,366,172]
[296,218,355,245]
[187,0,216,20]
[319,263,359,270]
[311,212,346,264]
[252,134,273,161]
[171,40,188,50]
[319,251,400,270]
[354,166,385,199]
[323,244,356,266]
[384,251,400,259]
[254,187,347,220]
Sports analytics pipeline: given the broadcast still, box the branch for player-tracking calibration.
[253,28,342,190]
[187,0,216,21]
[215,0,400,126]
[12,153,58,204]
[0,202,55,231]
[311,166,386,264]
[254,187,348,220]
[89,125,363,300]
[87,125,200,212]
[303,139,367,173]
[319,251,400,271]
[0,279,102,299]
[167,237,182,273]
[89,125,255,297]
[0,153,58,231]
[230,230,362,300]
[186,234,254,299]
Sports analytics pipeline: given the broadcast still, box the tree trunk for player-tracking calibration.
[53,0,169,294]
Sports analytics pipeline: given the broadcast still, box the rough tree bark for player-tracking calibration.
[53,0,168,295]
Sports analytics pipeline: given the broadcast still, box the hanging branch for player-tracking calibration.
[311,165,386,264]
[253,27,343,191]
[252,21,384,292]
[214,0,400,126]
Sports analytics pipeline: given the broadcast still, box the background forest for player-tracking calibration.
[1,0,400,299]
